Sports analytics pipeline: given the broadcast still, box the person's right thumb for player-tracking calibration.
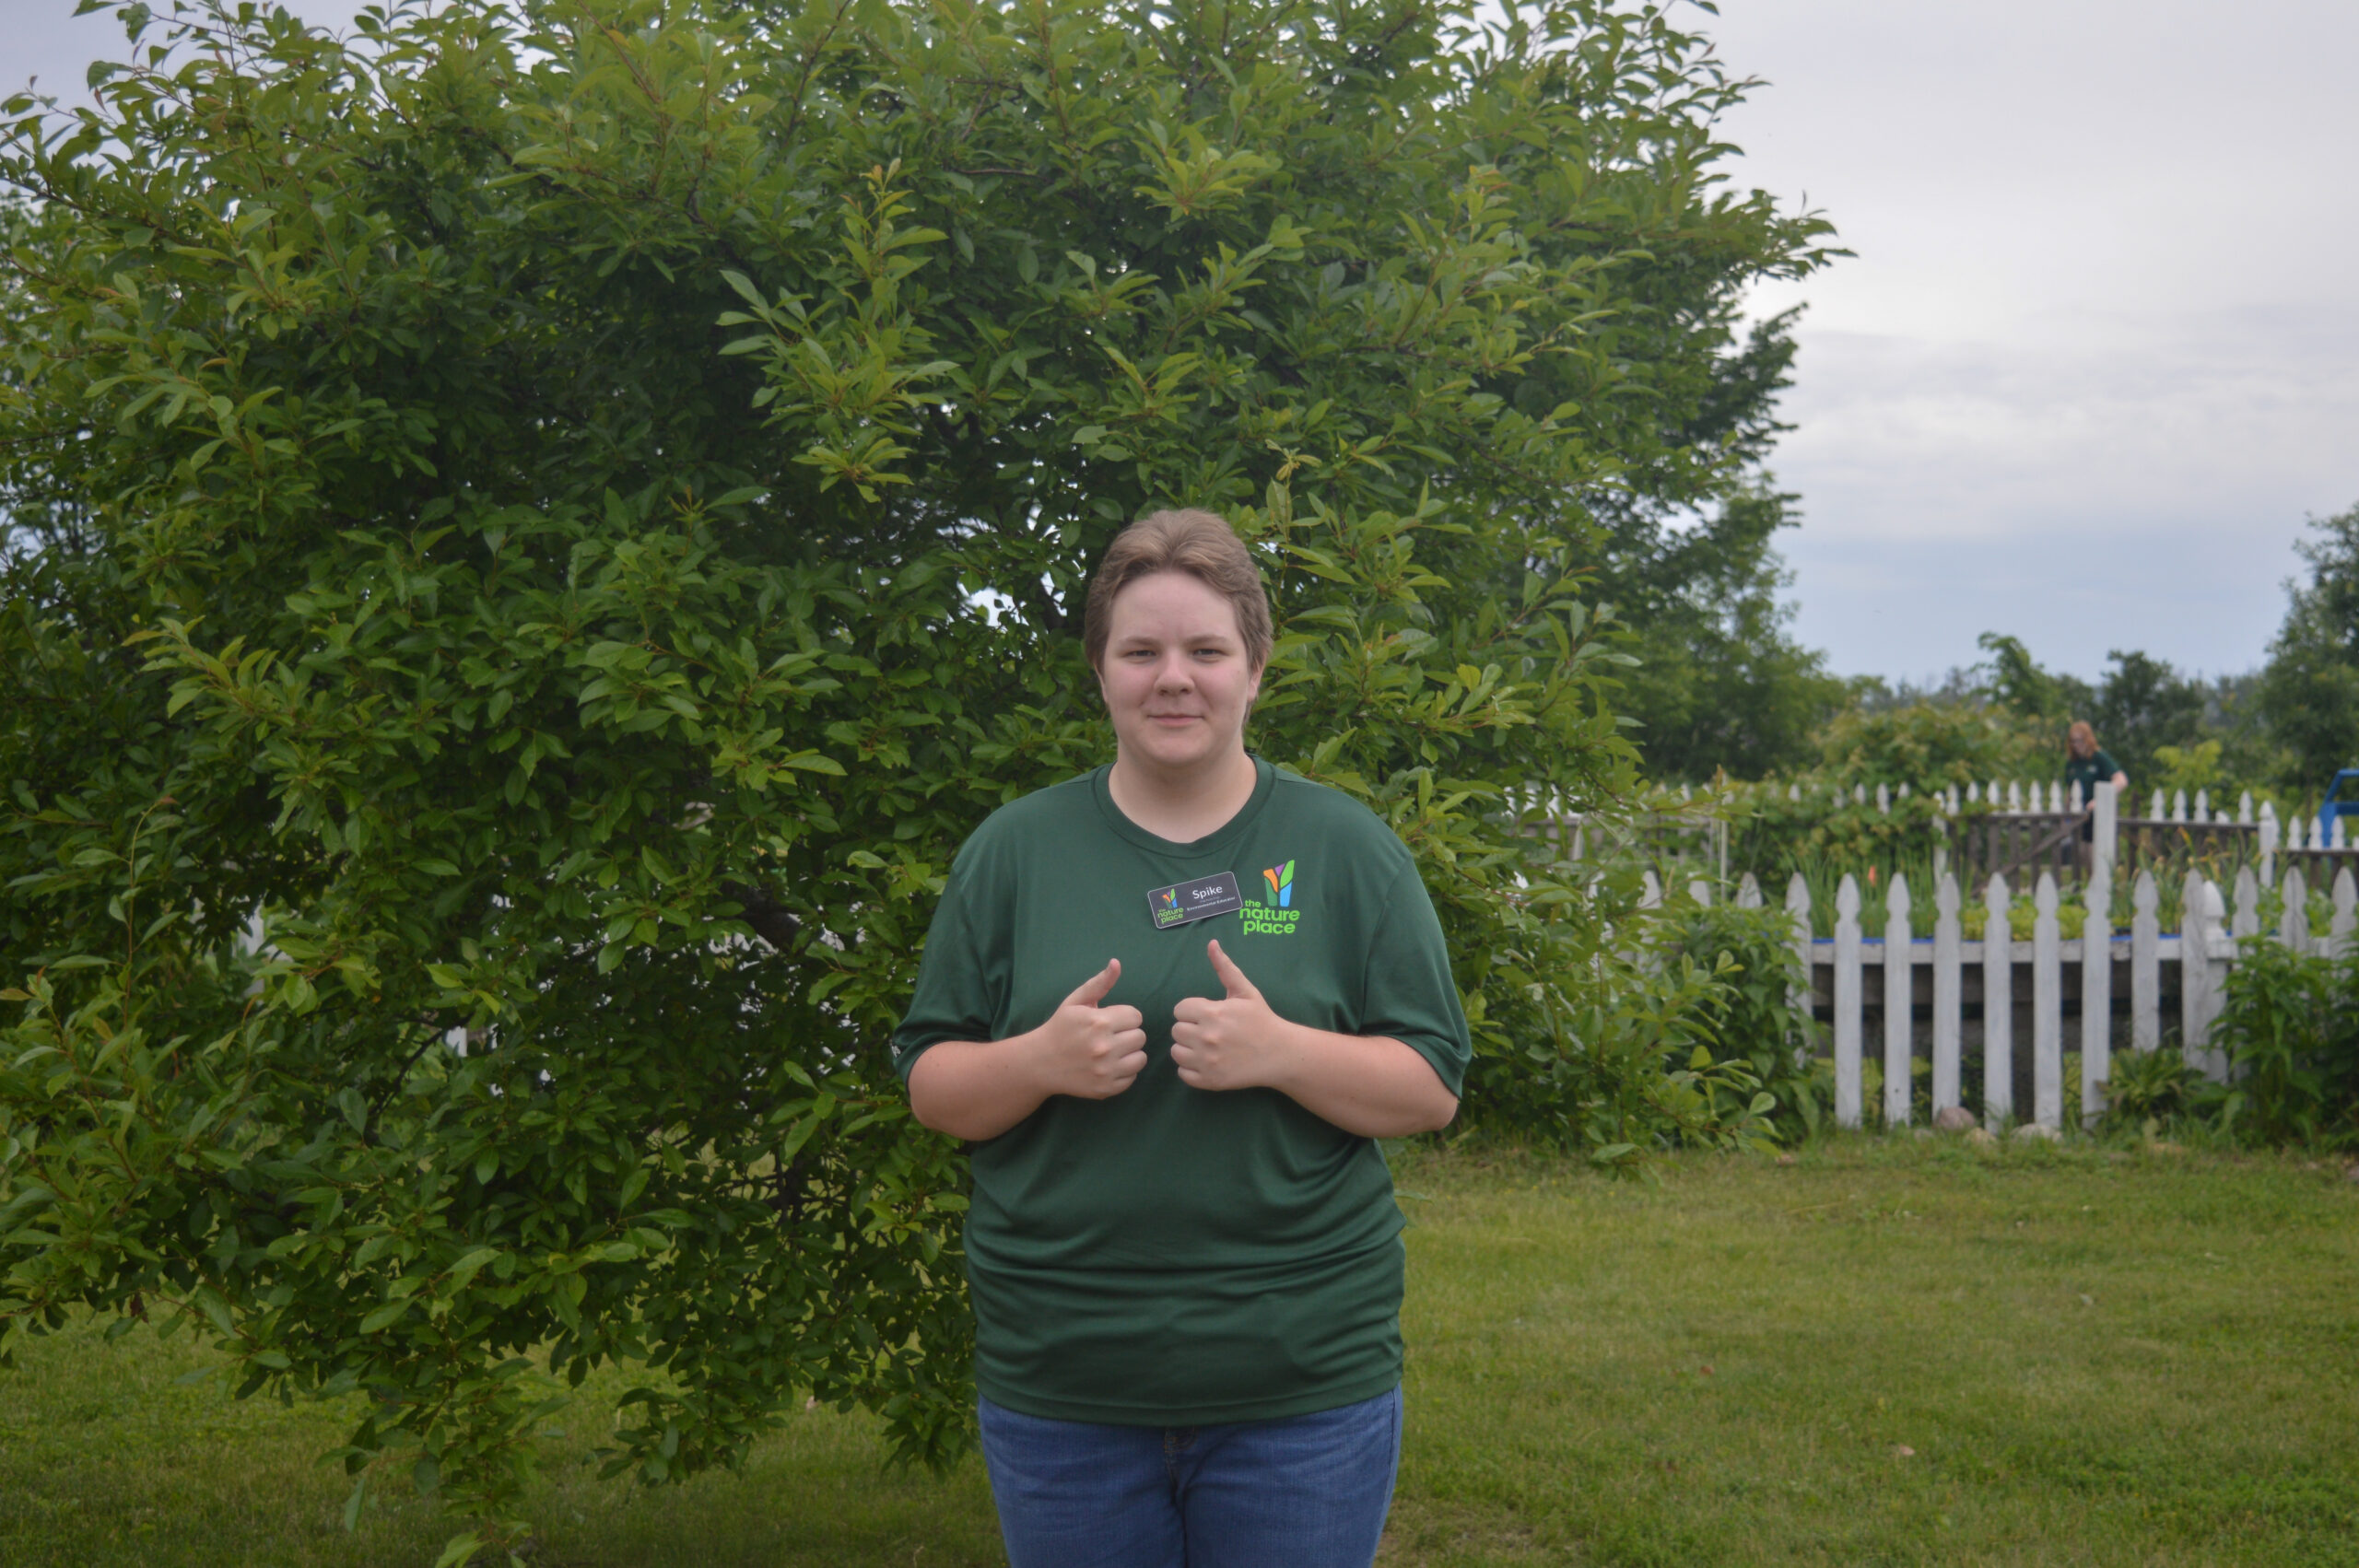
[1062,958,1121,1009]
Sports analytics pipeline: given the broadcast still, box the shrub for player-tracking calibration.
[2207,944,2359,1148]
[1670,900,1824,1140]
[0,0,1828,1552]
[2100,1045,2202,1133]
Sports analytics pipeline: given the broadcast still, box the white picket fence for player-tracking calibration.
[1652,823,2359,1135]
[1743,776,2351,851]
[1588,778,2355,903]
[1600,778,2359,1130]
[1741,862,2359,1132]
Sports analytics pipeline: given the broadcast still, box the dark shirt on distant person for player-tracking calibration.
[2064,750,2120,803]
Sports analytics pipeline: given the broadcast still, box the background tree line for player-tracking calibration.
[1625,498,2359,800]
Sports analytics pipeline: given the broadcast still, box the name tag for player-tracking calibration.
[1147,871,1243,929]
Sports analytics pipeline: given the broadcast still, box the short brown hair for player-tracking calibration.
[1082,509,1273,672]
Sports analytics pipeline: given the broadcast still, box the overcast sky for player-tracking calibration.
[15,1,2359,685]
[1703,0,2359,685]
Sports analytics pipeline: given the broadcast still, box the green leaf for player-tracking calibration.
[432,1533,487,1568]
[447,1247,500,1291]
[359,1301,409,1334]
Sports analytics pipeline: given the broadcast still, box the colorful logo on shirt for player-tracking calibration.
[1244,860,1303,937]
[1155,887,1183,925]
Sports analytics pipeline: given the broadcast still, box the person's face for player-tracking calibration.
[2070,731,2094,759]
[1097,571,1262,775]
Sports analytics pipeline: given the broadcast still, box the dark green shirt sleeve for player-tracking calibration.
[891,839,1005,1082]
[1358,861,1471,1096]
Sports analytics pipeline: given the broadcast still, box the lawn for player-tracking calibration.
[3,1139,2354,1566]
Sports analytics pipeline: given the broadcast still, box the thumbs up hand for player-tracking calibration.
[1171,940,1294,1092]
[1030,959,1149,1100]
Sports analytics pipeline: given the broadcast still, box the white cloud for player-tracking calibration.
[7,1,380,111]
[1702,0,2359,679]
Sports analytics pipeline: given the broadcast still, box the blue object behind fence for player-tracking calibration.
[2322,769,2359,840]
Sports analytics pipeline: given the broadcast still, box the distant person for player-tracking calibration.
[2065,722,2130,872]
[2064,720,2128,809]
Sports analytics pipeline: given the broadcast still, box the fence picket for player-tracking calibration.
[1786,874,1813,1068]
[2331,869,2356,959]
[1933,873,1963,1116]
[2083,873,2111,1129]
[2201,878,2232,1073]
[2233,867,2260,939]
[2180,869,2207,1073]
[2184,874,2230,1081]
[1984,872,2013,1129]
[1735,872,1761,907]
[2281,868,2308,956]
[2130,871,2160,1052]
[1835,876,1862,1129]
[1884,874,1913,1129]
[2034,872,2061,1129]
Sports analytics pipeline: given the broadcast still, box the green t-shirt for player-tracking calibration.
[2065,749,2120,801]
[893,759,1471,1426]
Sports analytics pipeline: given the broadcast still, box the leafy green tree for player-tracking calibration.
[1,0,1826,1551]
[1975,632,2090,726]
[1610,484,1848,781]
[2089,649,2205,791]
[2257,501,2359,790]
[1972,633,2209,792]
[1567,263,1853,786]
[1814,700,2038,787]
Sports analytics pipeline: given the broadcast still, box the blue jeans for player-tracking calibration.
[977,1386,1403,1568]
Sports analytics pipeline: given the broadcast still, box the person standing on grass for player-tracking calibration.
[893,509,1468,1568]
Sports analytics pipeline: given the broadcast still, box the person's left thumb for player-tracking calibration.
[1207,939,1261,1000]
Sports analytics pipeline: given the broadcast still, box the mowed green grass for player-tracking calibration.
[2,1140,2354,1566]
[1388,1141,2359,1565]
